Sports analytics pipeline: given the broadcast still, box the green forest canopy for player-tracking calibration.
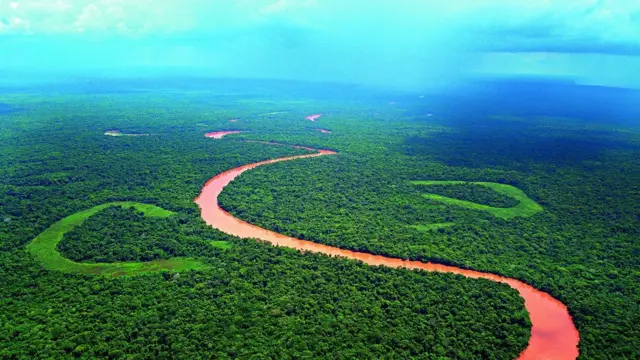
[0,83,638,358]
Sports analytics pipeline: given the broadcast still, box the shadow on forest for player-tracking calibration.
[0,103,22,115]
[404,124,637,169]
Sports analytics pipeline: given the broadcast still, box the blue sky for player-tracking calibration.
[1,0,639,89]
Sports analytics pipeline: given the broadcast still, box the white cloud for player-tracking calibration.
[261,0,288,14]
[1,0,640,55]
[260,0,316,14]
[0,16,30,34]
[0,0,202,35]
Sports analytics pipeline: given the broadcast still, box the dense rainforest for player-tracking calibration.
[1,78,639,359]
[1,80,530,359]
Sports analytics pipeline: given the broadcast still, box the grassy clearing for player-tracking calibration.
[210,240,232,250]
[26,202,207,276]
[411,181,543,220]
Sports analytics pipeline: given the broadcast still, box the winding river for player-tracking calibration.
[194,140,580,360]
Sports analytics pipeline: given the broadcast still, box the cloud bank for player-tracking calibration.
[1,0,639,89]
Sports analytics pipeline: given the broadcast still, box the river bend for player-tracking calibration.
[194,141,579,360]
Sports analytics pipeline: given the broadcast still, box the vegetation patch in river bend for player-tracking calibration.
[27,202,206,276]
[414,183,520,208]
[411,181,543,220]
[58,206,219,263]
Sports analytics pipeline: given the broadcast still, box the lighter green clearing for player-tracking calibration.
[26,202,206,276]
[210,240,232,250]
[411,181,543,220]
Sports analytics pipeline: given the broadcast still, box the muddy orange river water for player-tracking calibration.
[204,131,242,139]
[194,140,579,359]
[305,114,322,121]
